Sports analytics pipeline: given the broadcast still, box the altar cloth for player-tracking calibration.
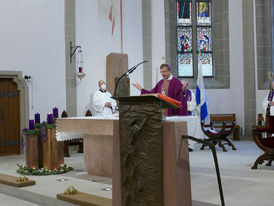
[56,116,204,145]
[163,116,205,149]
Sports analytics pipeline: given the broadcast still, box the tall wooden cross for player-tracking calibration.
[109,0,124,53]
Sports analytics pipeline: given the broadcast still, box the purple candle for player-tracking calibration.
[53,107,58,118]
[29,120,34,130]
[47,114,54,124]
[34,113,40,124]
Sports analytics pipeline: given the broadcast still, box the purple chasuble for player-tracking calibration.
[141,77,188,116]
[183,89,192,116]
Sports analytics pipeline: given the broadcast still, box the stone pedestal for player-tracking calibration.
[106,52,129,96]
[83,134,114,177]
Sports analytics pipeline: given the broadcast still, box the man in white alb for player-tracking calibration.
[93,80,117,116]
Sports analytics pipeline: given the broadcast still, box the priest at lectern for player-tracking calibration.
[133,63,187,116]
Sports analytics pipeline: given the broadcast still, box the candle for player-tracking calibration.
[47,114,54,124]
[29,120,34,130]
[53,107,58,118]
[34,113,40,124]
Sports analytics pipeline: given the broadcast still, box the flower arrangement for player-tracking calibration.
[16,164,73,176]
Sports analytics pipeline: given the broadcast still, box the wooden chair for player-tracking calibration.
[252,115,274,169]
[257,113,264,126]
[210,114,240,140]
[201,121,237,152]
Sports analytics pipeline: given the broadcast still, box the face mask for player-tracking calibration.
[101,84,106,90]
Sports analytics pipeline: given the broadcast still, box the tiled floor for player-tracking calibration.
[0,141,274,205]
[0,193,40,206]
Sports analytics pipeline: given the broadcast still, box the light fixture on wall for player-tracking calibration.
[76,47,85,80]
[70,41,85,80]
[24,75,34,109]
[24,75,32,82]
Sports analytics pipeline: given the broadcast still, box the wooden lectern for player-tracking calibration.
[113,95,191,206]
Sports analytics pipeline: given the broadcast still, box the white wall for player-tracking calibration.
[253,0,270,118]
[0,0,66,121]
[151,0,166,86]
[75,0,143,115]
[206,0,245,132]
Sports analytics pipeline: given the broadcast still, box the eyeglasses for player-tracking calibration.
[160,70,169,74]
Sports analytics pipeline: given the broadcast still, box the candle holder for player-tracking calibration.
[64,186,78,195]
[76,47,85,80]
[16,176,29,182]
[76,72,86,80]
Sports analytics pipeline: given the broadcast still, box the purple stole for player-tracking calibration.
[141,77,188,116]
[268,90,274,101]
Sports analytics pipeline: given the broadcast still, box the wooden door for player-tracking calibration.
[0,78,20,155]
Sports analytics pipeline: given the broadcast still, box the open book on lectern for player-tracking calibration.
[141,93,182,109]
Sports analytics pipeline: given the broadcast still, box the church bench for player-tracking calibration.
[210,114,240,141]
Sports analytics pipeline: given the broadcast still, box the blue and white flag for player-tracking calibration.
[196,61,208,121]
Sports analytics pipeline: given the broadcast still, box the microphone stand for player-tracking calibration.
[113,60,148,98]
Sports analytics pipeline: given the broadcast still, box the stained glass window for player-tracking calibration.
[177,27,192,52]
[176,0,213,77]
[177,1,192,26]
[197,1,211,25]
[199,53,213,77]
[197,27,212,52]
[178,54,193,77]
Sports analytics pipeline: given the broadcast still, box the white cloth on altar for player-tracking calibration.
[262,93,274,120]
[93,90,117,116]
[56,116,204,149]
[56,116,119,141]
[163,116,205,149]
[56,132,83,141]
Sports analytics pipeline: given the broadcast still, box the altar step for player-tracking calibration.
[0,182,75,206]
[0,180,219,206]
[0,173,35,187]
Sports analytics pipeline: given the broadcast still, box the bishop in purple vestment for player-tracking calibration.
[132,64,188,116]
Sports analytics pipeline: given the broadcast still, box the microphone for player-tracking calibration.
[127,60,148,75]
[113,60,148,98]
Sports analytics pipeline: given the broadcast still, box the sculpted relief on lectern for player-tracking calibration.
[119,102,163,206]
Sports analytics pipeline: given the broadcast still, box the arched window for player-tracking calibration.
[176,0,213,77]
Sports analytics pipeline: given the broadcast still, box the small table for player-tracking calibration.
[163,116,205,149]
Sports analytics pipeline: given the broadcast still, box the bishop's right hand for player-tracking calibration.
[132,83,143,91]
